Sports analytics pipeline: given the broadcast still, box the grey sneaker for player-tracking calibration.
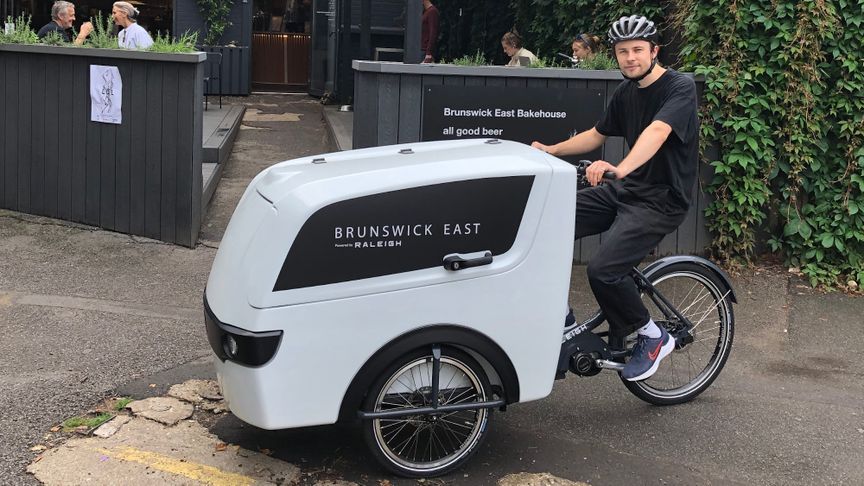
[621,327,675,381]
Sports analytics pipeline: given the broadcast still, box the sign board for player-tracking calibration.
[421,86,605,161]
[90,65,122,124]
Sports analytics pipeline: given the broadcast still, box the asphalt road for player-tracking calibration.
[2,95,863,486]
[202,266,864,486]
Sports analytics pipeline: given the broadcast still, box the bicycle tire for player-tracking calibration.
[361,346,492,477]
[622,262,735,405]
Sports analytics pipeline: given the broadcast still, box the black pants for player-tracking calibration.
[576,184,686,338]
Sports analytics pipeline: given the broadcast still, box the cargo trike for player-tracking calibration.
[204,139,735,477]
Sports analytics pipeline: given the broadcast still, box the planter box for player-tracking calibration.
[0,43,205,247]
[352,60,714,261]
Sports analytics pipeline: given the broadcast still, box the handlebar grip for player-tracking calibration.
[577,160,617,180]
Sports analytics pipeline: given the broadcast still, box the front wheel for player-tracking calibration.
[361,346,492,478]
[622,262,735,405]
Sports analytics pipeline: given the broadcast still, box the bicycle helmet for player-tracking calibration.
[608,15,659,82]
[607,15,658,46]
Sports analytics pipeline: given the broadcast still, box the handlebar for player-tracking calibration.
[576,160,617,181]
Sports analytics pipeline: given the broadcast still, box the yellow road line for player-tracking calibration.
[97,446,255,486]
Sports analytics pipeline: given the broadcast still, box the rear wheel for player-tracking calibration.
[622,262,735,405]
[361,346,492,477]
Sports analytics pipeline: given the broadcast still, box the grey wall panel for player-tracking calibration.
[57,56,73,221]
[443,76,464,86]
[484,76,505,87]
[114,61,133,234]
[129,61,148,236]
[2,55,17,208]
[377,73,400,146]
[566,78,588,89]
[202,46,251,96]
[421,75,444,87]
[71,60,87,222]
[0,55,6,206]
[99,92,118,231]
[505,76,527,88]
[465,76,484,87]
[176,64,195,246]
[18,55,32,214]
[397,75,422,143]
[44,59,61,219]
[144,64,164,240]
[84,76,101,227]
[30,55,46,216]
[353,71,379,148]
[526,78,547,88]
[160,64,180,244]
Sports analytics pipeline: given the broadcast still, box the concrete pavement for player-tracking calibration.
[1,93,863,485]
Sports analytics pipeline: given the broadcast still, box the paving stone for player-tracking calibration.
[167,379,223,404]
[93,416,131,438]
[127,397,193,426]
[498,472,590,486]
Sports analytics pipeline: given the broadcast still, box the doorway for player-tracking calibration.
[251,0,311,91]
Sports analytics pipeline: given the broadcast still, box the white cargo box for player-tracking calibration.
[205,139,577,430]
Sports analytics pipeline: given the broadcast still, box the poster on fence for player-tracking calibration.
[90,65,122,124]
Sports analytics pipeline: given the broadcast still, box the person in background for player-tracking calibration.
[112,1,153,49]
[572,33,601,63]
[421,0,439,63]
[37,1,93,45]
[502,31,537,67]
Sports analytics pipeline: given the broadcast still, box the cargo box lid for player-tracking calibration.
[253,139,555,205]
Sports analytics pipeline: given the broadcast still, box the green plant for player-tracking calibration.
[196,0,233,45]
[61,412,113,431]
[84,11,117,49]
[113,397,133,411]
[448,49,487,66]
[577,52,617,70]
[148,30,198,53]
[0,14,39,44]
[676,0,864,288]
[39,31,66,46]
[528,56,552,68]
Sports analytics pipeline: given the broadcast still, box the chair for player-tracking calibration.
[203,51,223,110]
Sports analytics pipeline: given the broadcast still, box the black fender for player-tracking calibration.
[641,255,737,303]
[337,325,520,422]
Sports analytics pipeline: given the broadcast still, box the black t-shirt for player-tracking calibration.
[595,69,699,214]
[37,22,73,42]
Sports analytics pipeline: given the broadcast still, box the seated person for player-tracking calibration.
[501,31,538,67]
[112,1,154,49]
[572,33,601,64]
[37,1,93,45]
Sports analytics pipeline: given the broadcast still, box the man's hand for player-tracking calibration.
[531,141,554,155]
[422,54,433,63]
[586,160,619,186]
[74,21,94,45]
